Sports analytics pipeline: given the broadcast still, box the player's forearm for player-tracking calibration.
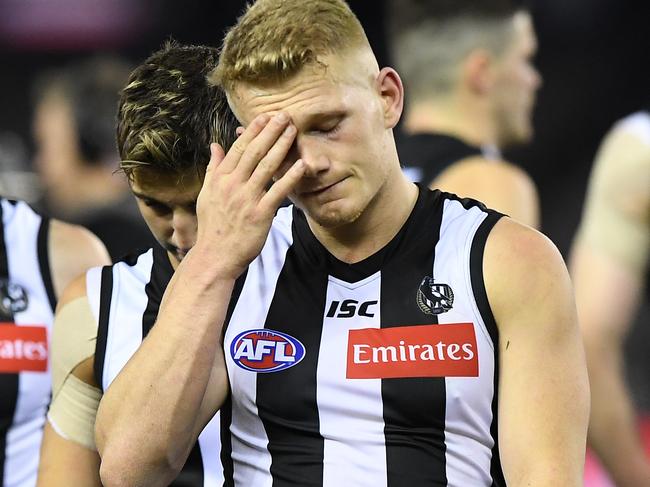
[96,249,235,485]
[585,333,650,487]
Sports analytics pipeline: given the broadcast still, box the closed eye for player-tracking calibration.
[142,199,171,215]
[311,120,342,137]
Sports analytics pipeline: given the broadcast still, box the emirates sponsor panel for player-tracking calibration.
[0,323,48,372]
[347,323,478,379]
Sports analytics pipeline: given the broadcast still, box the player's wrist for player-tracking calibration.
[183,243,246,282]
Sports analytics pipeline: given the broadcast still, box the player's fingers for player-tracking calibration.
[233,113,291,180]
[216,114,270,174]
[205,143,225,177]
[247,123,297,191]
[259,159,305,212]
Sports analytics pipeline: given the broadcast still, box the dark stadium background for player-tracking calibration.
[0,0,649,406]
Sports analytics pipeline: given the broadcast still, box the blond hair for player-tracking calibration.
[211,0,368,92]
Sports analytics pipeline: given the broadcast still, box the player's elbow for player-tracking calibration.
[99,443,181,487]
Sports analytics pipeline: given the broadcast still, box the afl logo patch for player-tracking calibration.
[231,329,305,373]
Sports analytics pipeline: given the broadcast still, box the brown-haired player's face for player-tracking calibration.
[229,52,399,229]
[491,12,541,147]
[130,170,202,268]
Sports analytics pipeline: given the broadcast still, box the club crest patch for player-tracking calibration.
[417,276,454,315]
[0,279,29,316]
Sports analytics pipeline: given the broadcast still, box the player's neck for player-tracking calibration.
[307,169,418,265]
[404,97,498,149]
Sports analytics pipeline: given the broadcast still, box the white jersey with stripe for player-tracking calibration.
[221,187,505,487]
[0,199,56,487]
[87,247,223,487]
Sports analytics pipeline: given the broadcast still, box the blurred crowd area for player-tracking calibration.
[0,0,648,483]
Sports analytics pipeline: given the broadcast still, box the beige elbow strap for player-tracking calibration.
[48,296,102,449]
[47,374,101,450]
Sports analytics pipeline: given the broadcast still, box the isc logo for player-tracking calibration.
[326,299,378,318]
[230,329,305,373]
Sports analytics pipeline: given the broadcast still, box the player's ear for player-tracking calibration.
[376,67,404,129]
[463,49,494,95]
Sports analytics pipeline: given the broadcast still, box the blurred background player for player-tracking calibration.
[570,108,650,487]
[31,57,156,260]
[387,0,542,228]
[1,197,109,487]
[36,41,238,487]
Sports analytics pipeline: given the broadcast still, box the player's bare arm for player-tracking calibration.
[431,156,540,229]
[96,113,306,487]
[570,126,650,487]
[37,275,102,487]
[485,218,589,486]
[48,219,110,298]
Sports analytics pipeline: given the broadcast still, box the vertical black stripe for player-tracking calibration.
[221,270,248,487]
[36,217,57,312]
[93,266,114,390]
[256,232,328,487]
[469,212,505,486]
[0,200,18,487]
[380,195,448,487]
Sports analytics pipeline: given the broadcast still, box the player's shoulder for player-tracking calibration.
[49,219,111,299]
[439,155,536,189]
[611,111,650,146]
[600,112,650,165]
[483,218,568,309]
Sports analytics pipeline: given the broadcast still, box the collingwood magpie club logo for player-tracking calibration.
[0,279,29,315]
[417,276,454,315]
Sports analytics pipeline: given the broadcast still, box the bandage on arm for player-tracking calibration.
[47,297,101,450]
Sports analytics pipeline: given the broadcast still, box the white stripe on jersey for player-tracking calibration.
[101,250,154,389]
[318,273,387,487]
[435,199,496,486]
[2,200,53,487]
[224,206,294,487]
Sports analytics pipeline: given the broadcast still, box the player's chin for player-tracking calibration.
[308,203,363,229]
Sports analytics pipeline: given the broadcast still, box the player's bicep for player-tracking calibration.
[484,219,589,485]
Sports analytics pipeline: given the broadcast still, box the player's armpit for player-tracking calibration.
[484,218,589,487]
[431,157,540,229]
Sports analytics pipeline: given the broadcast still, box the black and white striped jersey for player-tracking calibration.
[222,187,506,487]
[90,246,223,487]
[0,198,56,487]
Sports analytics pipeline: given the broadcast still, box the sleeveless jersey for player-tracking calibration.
[396,132,498,185]
[0,199,56,487]
[221,187,506,486]
[89,247,223,487]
